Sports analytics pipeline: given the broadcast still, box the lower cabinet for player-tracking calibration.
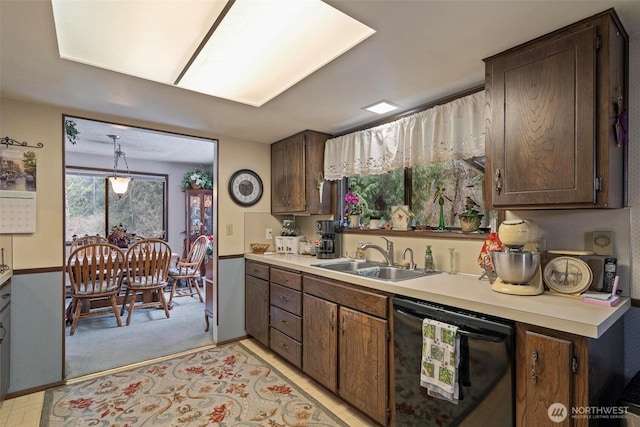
[244,261,269,347]
[269,267,303,368]
[515,321,624,426]
[303,274,390,426]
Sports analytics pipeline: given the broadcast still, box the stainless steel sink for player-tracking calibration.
[312,260,440,282]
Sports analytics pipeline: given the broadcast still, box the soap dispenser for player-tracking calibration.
[424,245,435,272]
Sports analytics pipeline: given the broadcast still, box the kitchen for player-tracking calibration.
[1,1,640,426]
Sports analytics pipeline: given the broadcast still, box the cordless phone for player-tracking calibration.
[602,257,617,293]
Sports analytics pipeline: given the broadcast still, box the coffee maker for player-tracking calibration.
[316,220,342,259]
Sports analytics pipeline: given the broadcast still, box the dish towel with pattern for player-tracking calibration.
[420,318,461,404]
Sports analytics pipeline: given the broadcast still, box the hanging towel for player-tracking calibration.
[420,318,461,403]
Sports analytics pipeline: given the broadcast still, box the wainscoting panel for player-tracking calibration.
[218,257,246,342]
[9,271,63,393]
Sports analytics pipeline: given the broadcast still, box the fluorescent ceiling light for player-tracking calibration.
[364,101,401,115]
[51,0,375,107]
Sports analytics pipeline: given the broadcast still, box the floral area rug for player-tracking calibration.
[40,342,348,426]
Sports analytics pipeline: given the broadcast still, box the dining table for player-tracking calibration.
[65,246,176,325]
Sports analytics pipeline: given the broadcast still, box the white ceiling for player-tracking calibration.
[2,1,639,163]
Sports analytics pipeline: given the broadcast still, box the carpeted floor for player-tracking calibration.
[65,293,214,379]
[42,341,348,426]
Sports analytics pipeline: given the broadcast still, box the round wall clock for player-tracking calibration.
[228,169,263,206]
[543,256,593,294]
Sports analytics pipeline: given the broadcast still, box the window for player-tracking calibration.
[347,159,486,229]
[65,169,167,242]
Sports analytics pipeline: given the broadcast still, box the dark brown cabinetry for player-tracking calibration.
[271,130,333,215]
[269,267,303,368]
[244,261,269,347]
[303,275,390,426]
[484,9,627,209]
[515,321,624,426]
[185,190,213,250]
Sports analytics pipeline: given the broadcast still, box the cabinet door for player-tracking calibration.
[487,26,596,207]
[245,275,269,347]
[203,193,213,236]
[338,306,388,426]
[271,140,289,213]
[303,294,338,392]
[286,137,306,212]
[523,331,574,426]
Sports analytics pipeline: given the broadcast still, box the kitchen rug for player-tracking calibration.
[40,341,348,426]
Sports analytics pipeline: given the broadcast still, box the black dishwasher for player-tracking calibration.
[393,296,515,426]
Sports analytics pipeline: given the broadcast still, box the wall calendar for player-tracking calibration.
[1,138,40,234]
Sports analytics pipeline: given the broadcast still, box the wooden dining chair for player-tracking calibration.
[70,234,108,256]
[66,242,125,335]
[167,235,208,308]
[120,239,172,326]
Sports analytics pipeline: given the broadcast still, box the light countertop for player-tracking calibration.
[244,253,629,339]
[0,269,11,287]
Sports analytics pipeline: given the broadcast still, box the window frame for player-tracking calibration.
[65,165,169,243]
[334,85,503,239]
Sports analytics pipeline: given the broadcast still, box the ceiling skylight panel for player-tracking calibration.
[51,0,226,83]
[52,0,375,107]
[177,0,376,106]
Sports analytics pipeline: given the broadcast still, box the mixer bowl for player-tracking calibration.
[490,250,540,284]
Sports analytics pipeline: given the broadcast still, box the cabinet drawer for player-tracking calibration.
[270,283,302,316]
[246,261,269,281]
[270,328,302,368]
[270,305,302,341]
[270,268,301,290]
[303,275,388,319]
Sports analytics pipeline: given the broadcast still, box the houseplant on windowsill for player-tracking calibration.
[345,192,365,229]
[181,168,213,191]
[457,197,484,232]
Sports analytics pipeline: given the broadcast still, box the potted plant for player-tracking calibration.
[181,168,213,191]
[107,224,133,248]
[458,197,484,232]
[344,191,365,228]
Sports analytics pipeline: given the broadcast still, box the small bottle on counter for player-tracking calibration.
[424,245,435,272]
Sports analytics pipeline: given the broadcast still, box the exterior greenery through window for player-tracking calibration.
[65,169,167,242]
[347,160,485,229]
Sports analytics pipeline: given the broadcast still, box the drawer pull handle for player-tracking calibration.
[280,319,289,325]
[280,342,289,351]
[531,349,539,385]
[280,295,289,302]
[495,168,503,195]
[330,312,335,330]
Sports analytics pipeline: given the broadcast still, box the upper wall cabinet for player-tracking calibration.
[271,130,333,215]
[484,9,627,209]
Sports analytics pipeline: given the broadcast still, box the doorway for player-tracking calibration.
[63,116,218,379]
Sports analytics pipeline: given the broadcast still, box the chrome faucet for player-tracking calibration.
[359,237,394,266]
[402,248,415,270]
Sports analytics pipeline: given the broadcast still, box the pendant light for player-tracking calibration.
[107,134,131,197]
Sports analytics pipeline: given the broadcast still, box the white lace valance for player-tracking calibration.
[324,90,485,180]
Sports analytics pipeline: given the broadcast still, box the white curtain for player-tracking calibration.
[324,90,485,180]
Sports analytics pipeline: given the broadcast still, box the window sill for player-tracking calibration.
[341,228,489,240]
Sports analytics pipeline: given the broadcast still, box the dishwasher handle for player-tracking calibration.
[395,308,504,343]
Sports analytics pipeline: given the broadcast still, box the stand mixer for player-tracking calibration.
[490,220,544,296]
